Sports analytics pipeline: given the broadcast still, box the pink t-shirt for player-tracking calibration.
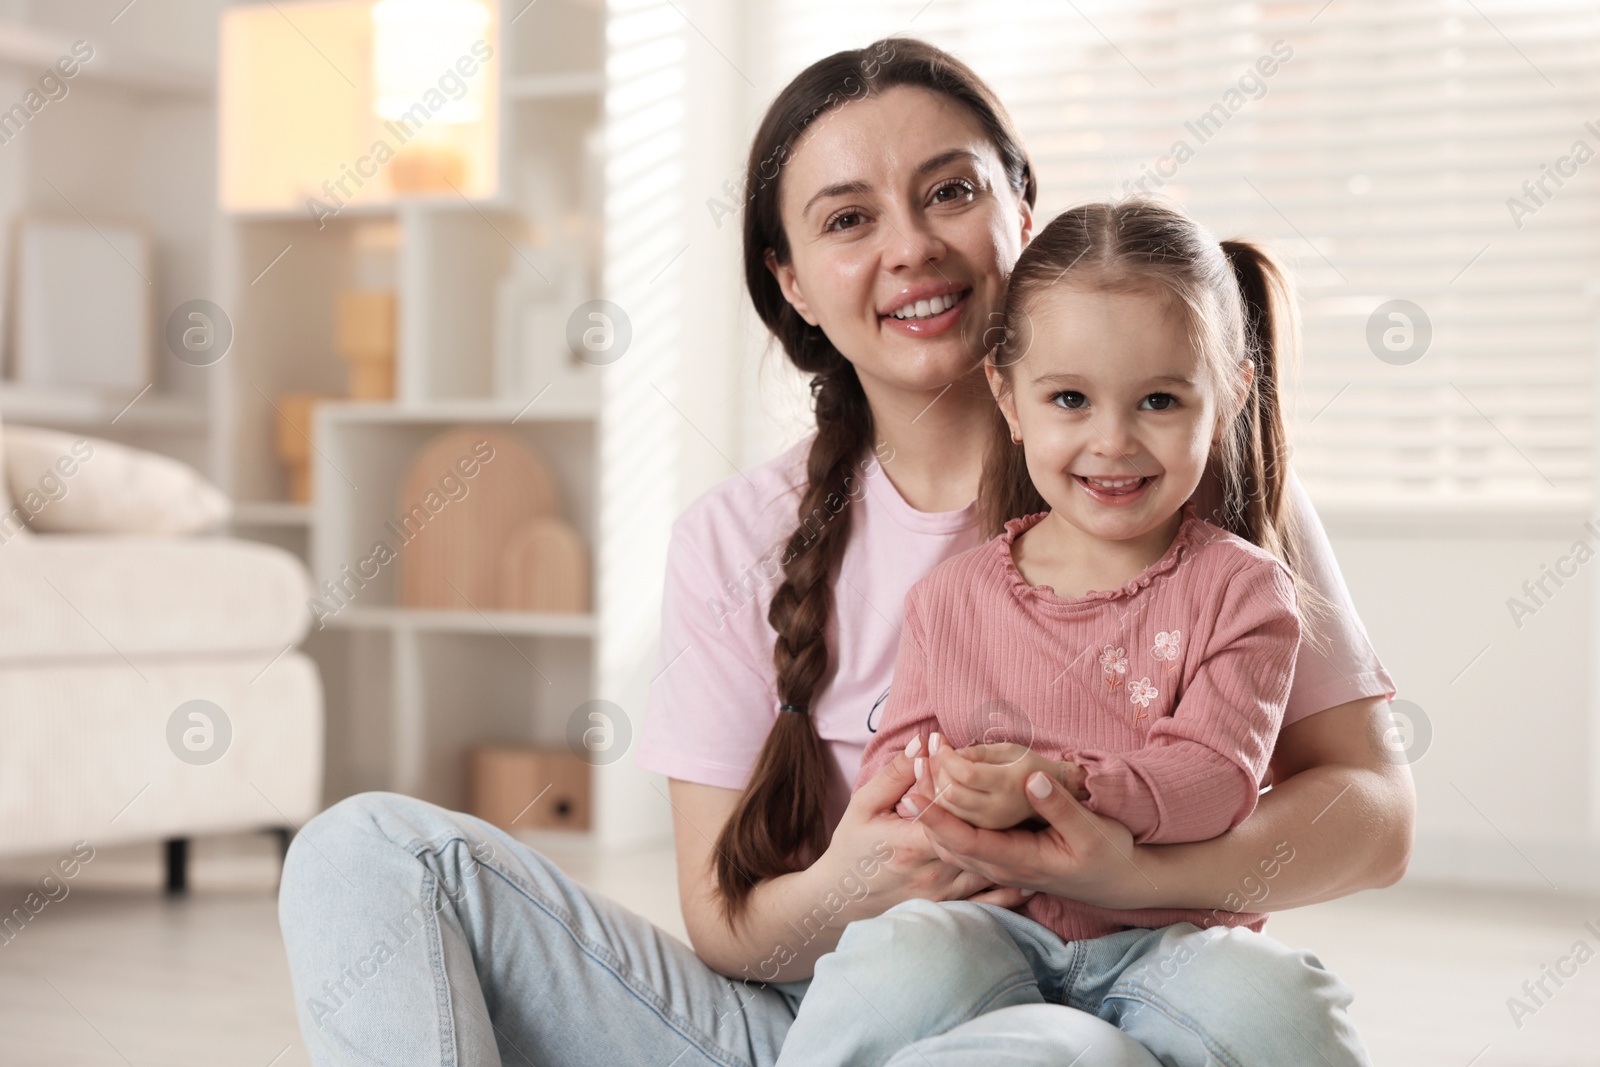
[633,435,1395,832]
[855,507,1299,940]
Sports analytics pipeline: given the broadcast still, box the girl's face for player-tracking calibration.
[768,85,1032,397]
[989,284,1242,544]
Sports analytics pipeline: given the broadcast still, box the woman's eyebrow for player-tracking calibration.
[802,149,985,218]
[804,179,871,218]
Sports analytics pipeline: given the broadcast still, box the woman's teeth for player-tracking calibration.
[889,290,966,320]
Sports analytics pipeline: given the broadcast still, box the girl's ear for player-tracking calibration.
[1212,358,1256,446]
[984,362,1022,439]
[765,248,820,326]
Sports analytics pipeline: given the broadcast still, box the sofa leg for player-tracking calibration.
[164,837,189,895]
[269,827,293,869]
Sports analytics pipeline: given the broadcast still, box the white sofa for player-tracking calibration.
[0,415,323,886]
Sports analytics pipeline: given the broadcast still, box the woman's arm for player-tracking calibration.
[1144,694,1415,909]
[911,695,1414,911]
[668,757,1029,982]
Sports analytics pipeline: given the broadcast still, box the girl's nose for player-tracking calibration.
[1088,411,1138,457]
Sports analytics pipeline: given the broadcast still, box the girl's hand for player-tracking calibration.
[923,736,1088,829]
[905,770,1158,911]
[824,752,1026,908]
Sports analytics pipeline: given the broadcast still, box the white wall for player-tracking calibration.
[1328,513,1600,891]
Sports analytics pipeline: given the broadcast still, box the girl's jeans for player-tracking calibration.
[278,792,1366,1066]
[775,897,1373,1067]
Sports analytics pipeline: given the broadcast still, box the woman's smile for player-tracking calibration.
[879,284,973,337]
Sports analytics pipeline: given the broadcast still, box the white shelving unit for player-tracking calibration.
[212,0,667,847]
[0,8,220,475]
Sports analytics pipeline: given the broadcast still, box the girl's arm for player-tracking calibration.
[911,695,1413,911]
[1049,560,1299,844]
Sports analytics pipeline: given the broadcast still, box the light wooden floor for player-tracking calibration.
[0,833,1596,1066]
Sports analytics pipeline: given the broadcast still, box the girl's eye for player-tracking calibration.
[1051,391,1088,410]
[825,209,865,232]
[1141,393,1179,411]
[931,178,975,205]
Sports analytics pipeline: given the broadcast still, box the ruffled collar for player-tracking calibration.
[995,501,1207,609]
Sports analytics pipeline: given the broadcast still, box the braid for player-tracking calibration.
[713,352,871,919]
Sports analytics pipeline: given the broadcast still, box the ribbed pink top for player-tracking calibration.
[855,504,1300,941]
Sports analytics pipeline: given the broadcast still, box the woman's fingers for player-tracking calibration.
[964,884,1032,909]
[854,752,919,815]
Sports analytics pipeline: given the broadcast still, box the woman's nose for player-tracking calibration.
[881,206,947,270]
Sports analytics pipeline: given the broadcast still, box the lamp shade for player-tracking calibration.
[372,0,490,124]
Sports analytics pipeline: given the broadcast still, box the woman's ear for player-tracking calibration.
[1017,197,1034,249]
[765,248,820,327]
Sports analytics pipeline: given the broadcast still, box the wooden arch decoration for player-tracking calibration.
[397,428,558,610]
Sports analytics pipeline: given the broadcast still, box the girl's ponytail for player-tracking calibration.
[1217,239,1297,568]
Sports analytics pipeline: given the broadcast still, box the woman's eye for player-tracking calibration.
[1141,393,1178,411]
[826,210,864,232]
[1051,391,1088,410]
[931,179,975,205]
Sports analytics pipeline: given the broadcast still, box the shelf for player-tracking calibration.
[320,606,597,637]
[229,196,522,224]
[230,501,313,527]
[0,383,209,431]
[504,71,604,100]
[319,391,600,425]
[0,22,211,96]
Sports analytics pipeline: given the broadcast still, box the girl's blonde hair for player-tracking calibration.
[980,199,1308,587]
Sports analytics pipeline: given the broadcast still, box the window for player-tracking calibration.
[755,0,1600,511]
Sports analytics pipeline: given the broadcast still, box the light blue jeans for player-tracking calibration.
[776,897,1373,1067]
[278,793,1362,1065]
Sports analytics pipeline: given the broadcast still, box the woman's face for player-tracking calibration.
[767,85,1033,398]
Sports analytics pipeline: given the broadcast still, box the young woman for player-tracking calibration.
[278,38,1411,1066]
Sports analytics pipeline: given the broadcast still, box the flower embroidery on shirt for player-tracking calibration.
[1153,630,1182,672]
[1099,646,1128,689]
[1127,676,1159,728]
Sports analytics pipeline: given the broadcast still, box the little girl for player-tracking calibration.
[773,200,1371,1066]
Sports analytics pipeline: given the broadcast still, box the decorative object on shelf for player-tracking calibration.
[468,745,590,831]
[493,232,597,406]
[336,290,397,399]
[273,393,335,503]
[11,219,151,392]
[371,0,491,194]
[500,515,589,612]
[398,427,587,611]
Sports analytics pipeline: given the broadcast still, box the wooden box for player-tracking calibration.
[468,746,590,832]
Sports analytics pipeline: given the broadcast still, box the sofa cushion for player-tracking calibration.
[0,652,323,858]
[0,536,311,662]
[4,424,230,535]
[0,407,33,545]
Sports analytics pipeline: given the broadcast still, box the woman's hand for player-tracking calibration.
[828,752,1030,910]
[915,736,1087,829]
[904,770,1159,910]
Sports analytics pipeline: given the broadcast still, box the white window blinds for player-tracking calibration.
[753,0,1600,512]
